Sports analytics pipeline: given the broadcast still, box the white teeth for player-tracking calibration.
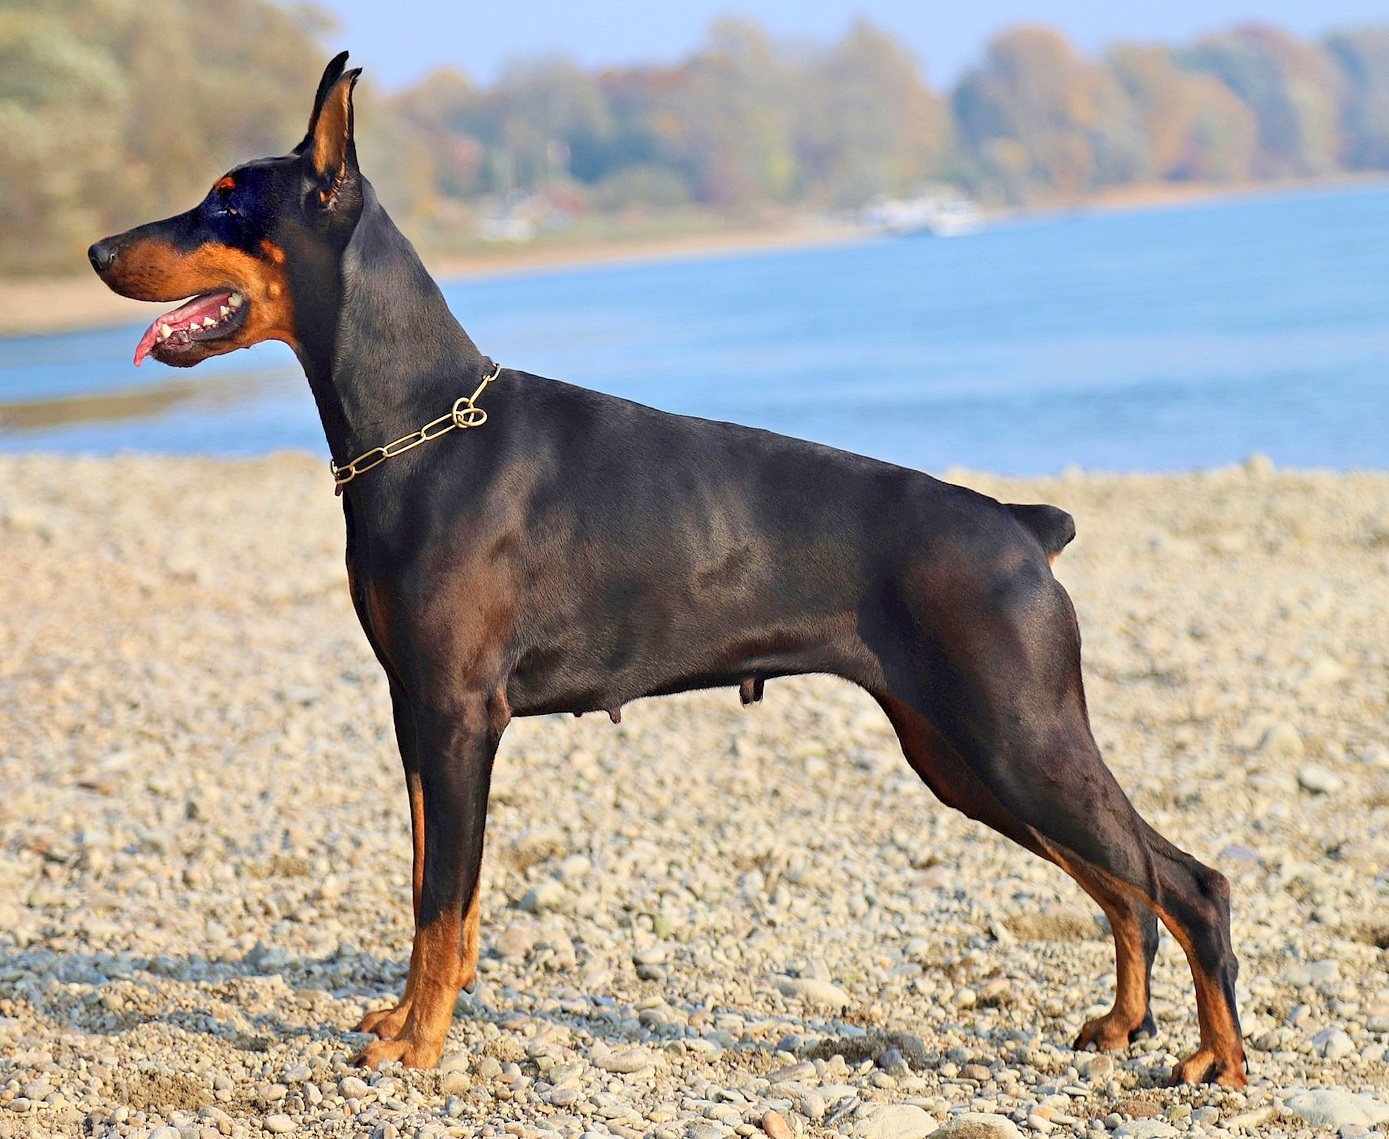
[228,293,243,309]
[159,323,173,339]
[219,306,230,318]
[202,317,216,327]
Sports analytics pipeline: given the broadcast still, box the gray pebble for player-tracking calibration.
[1312,1026,1357,1060]
[1259,722,1304,760]
[339,1075,370,1099]
[520,879,567,913]
[1298,764,1344,794]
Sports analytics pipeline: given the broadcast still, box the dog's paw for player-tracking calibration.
[1073,1006,1155,1052]
[351,1034,445,1070]
[1169,1047,1248,1088]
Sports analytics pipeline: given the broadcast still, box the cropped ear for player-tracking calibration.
[297,54,362,209]
[298,51,350,151]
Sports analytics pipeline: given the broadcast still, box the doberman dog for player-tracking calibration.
[88,53,1246,1084]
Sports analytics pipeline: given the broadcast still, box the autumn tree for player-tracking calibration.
[1179,25,1344,176]
[1107,45,1258,181]
[952,26,1145,201]
[655,20,798,211]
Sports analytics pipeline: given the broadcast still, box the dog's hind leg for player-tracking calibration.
[881,561,1244,1086]
[878,696,1158,1051]
[352,689,504,1069]
[356,682,424,1042]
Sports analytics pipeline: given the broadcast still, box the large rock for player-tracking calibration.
[1113,1123,1176,1139]
[775,976,852,1008]
[1283,1089,1389,1127]
[1284,959,1340,986]
[856,1105,937,1139]
[927,1113,1020,1139]
[590,1043,649,1073]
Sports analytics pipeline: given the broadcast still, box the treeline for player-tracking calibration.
[3,2,1389,274]
[392,20,1389,218]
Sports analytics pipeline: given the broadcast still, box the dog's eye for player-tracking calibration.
[206,193,239,219]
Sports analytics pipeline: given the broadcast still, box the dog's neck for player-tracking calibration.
[291,179,490,466]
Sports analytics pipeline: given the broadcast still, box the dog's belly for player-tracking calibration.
[503,578,872,717]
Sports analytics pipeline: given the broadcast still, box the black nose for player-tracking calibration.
[88,240,117,273]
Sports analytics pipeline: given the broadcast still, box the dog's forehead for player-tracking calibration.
[216,155,300,194]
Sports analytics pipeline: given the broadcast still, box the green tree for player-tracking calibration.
[388,68,485,200]
[0,0,327,273]
[485,58,613,192]
[0,5,127,272]
[794,20,949,208]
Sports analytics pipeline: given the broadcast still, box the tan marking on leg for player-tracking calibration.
[1048,845,1152,1050]
[458,881,482,992]
[352,912,462,1070]
[407,772,425,919]
[880,695,1154,1055]
[1077,861,1246,1087]
[1152,899,1247,1087]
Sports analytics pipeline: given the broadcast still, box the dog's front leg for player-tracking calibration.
[355,683,424,1041]
[352,691,502,1069]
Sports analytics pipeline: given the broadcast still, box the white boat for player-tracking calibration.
[863,192,983,237]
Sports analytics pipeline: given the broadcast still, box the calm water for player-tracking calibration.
[3,184,1388,474]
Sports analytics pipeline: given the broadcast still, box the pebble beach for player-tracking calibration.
[0,453,1387,1139]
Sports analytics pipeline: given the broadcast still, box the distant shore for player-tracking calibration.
[3,172,1385,340]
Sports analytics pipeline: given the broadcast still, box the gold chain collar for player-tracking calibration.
[331,360,503,494]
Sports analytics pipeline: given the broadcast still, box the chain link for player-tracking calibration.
[331,360,503,492]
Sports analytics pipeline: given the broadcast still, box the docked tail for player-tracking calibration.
[1005,502,1076,562]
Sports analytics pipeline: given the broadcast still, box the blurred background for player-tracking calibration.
[1,0,1387,473]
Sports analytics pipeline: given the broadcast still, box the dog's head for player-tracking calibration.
[88,52,363,367]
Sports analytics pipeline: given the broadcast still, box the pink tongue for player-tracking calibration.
[133,290,234,366]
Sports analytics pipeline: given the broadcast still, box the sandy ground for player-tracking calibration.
[0,453,1386,1139]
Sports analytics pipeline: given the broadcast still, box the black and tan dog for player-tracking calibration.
[88,53,1246,1085]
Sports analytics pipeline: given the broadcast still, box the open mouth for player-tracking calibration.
[133,289,248,366]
